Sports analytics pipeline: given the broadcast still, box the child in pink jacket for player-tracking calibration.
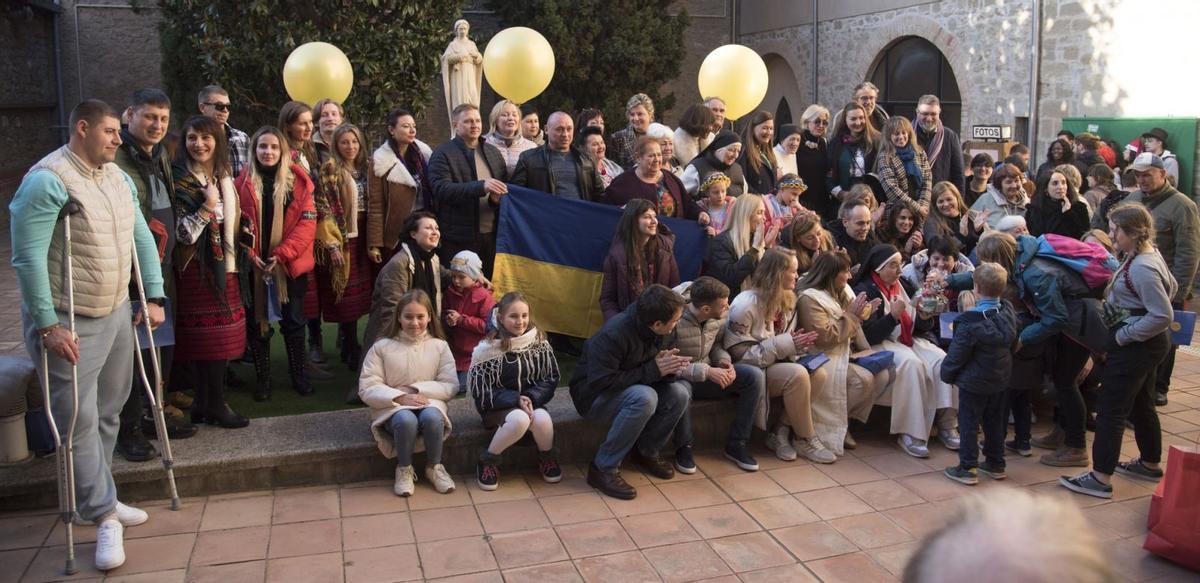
[443,250,496,390]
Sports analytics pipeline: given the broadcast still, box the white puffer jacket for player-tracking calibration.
[358,332,458,458]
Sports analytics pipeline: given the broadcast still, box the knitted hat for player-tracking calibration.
[778,173,807,192]
[450,250,484,281]
[700,172,732,193]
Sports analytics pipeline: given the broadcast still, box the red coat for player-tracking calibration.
[236,164,317,279]
[443,283,496,371]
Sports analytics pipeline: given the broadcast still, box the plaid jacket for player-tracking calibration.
[226,124,250,178]
[876,149,932,218]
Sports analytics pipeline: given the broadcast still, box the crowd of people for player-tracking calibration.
[10,77,1197,571]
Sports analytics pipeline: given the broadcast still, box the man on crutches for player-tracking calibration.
[10,100,166,572]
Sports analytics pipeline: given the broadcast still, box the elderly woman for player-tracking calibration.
[646,122,683,178]
[603,137,704,222]
[774,123,801,178]
[738,111,779,195]
[793,105,834,218]
[485,100,537,174]
[797,250,888,451]
[852,244,958,458]
[683,130,748,199]
[673,103,717,168]
[579,126,623,189]
[609,93,654,170]
[971,163,1029,230]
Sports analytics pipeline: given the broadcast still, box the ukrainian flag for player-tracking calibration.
[493,186,708,338]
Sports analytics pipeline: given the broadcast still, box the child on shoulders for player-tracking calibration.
[443,250,496,390]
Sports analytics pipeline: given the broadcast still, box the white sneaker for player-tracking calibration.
[425,464,457,493]
[938,428,961,451]
[394,465,416,497]
[898,434,930,458]
[76,501,149,527]
[94,517,126,571]
[796,436,837,464]
[765,428,797,461]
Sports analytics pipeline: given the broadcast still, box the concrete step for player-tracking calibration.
[0,391,742,511]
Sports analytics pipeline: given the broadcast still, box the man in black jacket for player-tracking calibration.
[915,95,965,195]
[512,112,605,201]
[570,285,692,499]
[828,198,879,270]
[428,103,508,275]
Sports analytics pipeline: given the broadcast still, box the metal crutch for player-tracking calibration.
[129,246,182,510]
[40,201,81,575]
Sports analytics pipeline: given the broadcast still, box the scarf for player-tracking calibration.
[466,327,559,411]
[404,239,438,303]
[895,144,924,190]
[872,272,913,347]
[917,120,945,162]
[172,165,239,307]
[315,159,360,301]
[251,163,292,329]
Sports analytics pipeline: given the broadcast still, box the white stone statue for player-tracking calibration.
[442,19,483,129]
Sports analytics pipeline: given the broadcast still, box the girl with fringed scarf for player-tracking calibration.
[315,124,373,370]
[172,115,250,428]
[467,293,562,491]
[851,244,959,460]
[876,117,933,222]
[236,126,317,402]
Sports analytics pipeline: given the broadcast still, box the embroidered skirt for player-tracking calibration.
[317,213,373,322]
[173,262,247,361]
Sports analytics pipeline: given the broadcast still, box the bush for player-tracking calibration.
[158,0,463,136]
[482,0,689,130]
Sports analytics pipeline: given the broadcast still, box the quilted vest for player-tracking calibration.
[29,146,136,318]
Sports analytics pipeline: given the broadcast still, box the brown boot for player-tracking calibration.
[1031,426,1065,450]
[587,463,637,500]
[1039,446,1088,467]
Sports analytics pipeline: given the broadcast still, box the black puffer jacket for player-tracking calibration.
[939,301,1018,395]
[427,136,508,252]
[569,303,669,416]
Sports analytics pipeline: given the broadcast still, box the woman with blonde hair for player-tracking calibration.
[876,116,932,220]
[793,104,834,218]
[705,193,779,296]
[484,99,536,174]
[924,181,982,255]
[725,248,833,463]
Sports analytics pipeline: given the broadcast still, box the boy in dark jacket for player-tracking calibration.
[570,285,692,500]
[940,262,1017,485]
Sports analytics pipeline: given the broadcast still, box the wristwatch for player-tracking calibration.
[39,324,61,338]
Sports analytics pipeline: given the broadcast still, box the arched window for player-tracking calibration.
[868,36,962,133]
[775,97,793,128]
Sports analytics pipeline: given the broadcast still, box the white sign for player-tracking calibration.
[971,125,1011,140]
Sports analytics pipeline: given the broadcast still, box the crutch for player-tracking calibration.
[129,246,182,510]
[40,201,81,575]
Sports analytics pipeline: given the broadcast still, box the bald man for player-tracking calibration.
[512,111,605,201]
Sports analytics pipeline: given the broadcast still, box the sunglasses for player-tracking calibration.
[204,102,232,112]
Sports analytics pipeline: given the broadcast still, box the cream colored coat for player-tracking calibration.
[358,332,459,459]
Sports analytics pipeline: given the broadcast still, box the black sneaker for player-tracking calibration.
[674,446,697,475]
[944,465,979,485]
[1059,471,1113,499]
[724,441,759,472]
[978,461,1007,480]
[538,456,563,484]
[1114,458,1164,482]
[1004,439,1032,457]
[1154,392,1168,407]
[476,461,500,491]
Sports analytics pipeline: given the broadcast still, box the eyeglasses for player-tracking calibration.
[203,102,231,112]
[811,119,830,126]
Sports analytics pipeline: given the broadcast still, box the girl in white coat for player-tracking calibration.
[358,289,459,496]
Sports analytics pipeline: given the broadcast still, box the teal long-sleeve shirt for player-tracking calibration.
[10,168,165,330]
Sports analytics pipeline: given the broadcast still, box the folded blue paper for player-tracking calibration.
[852,350,894,374]
[1172,310,1195,346]
[797,352,830,372]
[939,312,960,340]
[131,299,175,347]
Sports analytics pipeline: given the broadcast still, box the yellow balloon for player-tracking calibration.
[283,42,354,106]
[483,27,555,104]
[697,45,769,121]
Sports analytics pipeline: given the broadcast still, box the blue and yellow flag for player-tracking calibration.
[493,186,708,338]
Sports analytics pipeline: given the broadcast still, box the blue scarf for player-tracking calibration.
[971,297,1001,313]
[895,144,924,190]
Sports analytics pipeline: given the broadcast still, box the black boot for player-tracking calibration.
[308,319,326,364]
[285,331,315,396]
[249,337,272,402]
[205,371,249,429]
[339,322,362,369]
[116,423,157,462]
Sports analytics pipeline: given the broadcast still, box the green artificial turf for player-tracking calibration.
[215,320,578,419]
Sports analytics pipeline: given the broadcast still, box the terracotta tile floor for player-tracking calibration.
[5,359,1200,582]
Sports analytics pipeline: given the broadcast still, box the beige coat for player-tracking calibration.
[361,243,444,350]
[367,140,433,252]
[358,332,459,459]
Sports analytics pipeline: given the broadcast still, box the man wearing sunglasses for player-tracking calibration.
[198,85,249,177]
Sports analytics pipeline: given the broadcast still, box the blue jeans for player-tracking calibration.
[585,383,690,473]
[674,364,765,448]
[385,407,445,467]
